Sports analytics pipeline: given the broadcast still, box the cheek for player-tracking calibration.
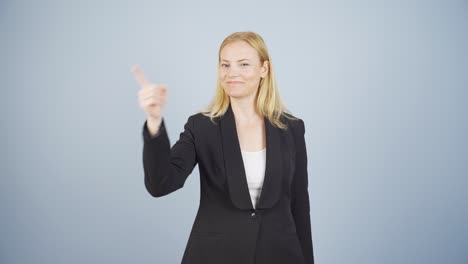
[243,73,261,84]
[218,70,226,80]
[241,70,257,79]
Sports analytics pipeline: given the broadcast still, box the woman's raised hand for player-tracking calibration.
[132,65,168,136]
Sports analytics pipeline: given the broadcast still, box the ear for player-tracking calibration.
[261,61,269,78]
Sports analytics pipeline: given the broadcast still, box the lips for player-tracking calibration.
[227,81,243,84]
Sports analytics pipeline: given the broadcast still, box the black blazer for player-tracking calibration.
[141,104,315,264]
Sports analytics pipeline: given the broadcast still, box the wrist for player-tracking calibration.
[146,116,163,137]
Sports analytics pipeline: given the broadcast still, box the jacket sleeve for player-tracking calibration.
[291,119,315,264]
[142,116,198,197]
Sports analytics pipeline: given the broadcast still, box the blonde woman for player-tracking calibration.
[133,31,315,264]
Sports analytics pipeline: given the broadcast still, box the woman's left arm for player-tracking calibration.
[291,119,315,264]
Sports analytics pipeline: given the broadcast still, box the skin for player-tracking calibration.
[218,41,269,151]
[132,65,167,137]
[132,40,270,147]
[218,41,269,114]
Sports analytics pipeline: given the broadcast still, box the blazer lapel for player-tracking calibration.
[220,104,283,210]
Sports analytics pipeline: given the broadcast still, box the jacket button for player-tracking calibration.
[251,212,257,219]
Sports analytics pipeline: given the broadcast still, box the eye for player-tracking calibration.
[220,63,229,68]
[241,63,250,67]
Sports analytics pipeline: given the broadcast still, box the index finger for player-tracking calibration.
[131,65,150,87]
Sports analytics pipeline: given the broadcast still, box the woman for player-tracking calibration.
[133,31,315,264]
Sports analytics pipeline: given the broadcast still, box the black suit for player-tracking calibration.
[142,104,315,264]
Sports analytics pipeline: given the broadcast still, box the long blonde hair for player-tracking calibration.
[201,31,297,129]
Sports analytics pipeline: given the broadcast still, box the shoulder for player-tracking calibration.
[189,112,216,124]
[184,112,220,132]
[281,112,305,135]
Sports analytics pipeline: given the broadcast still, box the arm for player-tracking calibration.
[291,119,315,264]
[142,115,197,197]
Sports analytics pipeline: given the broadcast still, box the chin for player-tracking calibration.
[225,92,242,99]
[224,88,243,97]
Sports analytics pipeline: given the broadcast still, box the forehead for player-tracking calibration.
[220,41,259,61]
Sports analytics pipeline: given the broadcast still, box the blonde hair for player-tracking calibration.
[201,31,297,129]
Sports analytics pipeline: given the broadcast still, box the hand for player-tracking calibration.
[132,65,168,136]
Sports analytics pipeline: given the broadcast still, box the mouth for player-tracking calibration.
[227,81,243,84]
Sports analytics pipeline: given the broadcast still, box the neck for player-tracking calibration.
[230,96,262,123]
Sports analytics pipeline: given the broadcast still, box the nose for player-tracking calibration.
[227,65,240,77]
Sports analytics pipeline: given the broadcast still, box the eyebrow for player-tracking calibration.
[220,59,250,62]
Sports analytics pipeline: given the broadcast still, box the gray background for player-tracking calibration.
[1,0,467,263]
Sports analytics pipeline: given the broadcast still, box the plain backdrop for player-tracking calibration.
[1,0,467,263]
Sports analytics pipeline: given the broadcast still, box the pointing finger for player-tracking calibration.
[131,65,150,87]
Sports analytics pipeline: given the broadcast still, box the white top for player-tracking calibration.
[241,148,266,209]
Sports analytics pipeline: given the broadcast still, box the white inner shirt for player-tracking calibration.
[241,148,266,209]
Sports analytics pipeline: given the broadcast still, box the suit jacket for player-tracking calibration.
[141,104,315,264]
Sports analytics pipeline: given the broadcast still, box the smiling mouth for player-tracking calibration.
[227,81,243,84]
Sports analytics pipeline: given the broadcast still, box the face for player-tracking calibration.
[218,41,269,100]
